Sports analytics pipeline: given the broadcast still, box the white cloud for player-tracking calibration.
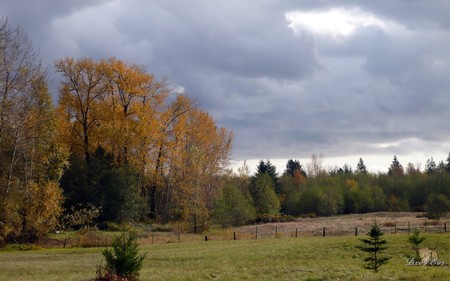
[286,8,402,38]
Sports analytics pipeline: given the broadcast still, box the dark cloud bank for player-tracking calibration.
[1,0,449,172]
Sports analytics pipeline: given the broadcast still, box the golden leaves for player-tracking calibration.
[55,57,234,228]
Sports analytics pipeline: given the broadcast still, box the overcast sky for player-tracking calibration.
[2,0,449,173]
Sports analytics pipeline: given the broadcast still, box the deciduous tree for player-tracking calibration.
[212,184,256,227]
[0,19,67,243]
[56,57,110,164]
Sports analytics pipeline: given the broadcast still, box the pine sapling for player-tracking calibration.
[357,224,390,272]
[408,228,426,261]
[95,231,146,280]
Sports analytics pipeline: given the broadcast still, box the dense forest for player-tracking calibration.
[1,19,449,244]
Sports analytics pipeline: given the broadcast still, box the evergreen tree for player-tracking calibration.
[446,152,450,173]
[388,156,404,177]
[408,228,426,261]
[342,164,353,174]
[252,159,280,194]
[99,231,146,279]
[284,159,306,177]
[356,158,367,174]
[425,157,437,174]
[60,146,146,225]
[437,161,446,173]
[357,224,390,272]
[250,173,280,216]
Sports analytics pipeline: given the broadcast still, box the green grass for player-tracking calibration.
[0,233,449,280]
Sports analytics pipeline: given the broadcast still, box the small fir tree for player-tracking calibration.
[408,228,426,261]
[95,231,146,280]
[357,224,390,272]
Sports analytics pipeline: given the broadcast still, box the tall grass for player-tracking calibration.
[0,233,449,281]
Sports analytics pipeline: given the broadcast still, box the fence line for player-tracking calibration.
[38,220,448,248]
[141,220,448,244]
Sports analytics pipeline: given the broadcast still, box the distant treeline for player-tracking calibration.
[221,155,450,228]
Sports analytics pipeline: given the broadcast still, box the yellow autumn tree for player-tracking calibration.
[56,57,110,163]
[100,58,168,167]
[55,57,233,228]
[168,105,233,232]
[1,19,67,243]
[148,94,193,220]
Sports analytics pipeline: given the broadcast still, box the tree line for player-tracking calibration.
[216,155,450,227]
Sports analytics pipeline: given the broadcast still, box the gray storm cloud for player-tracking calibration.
[1,0,449,170]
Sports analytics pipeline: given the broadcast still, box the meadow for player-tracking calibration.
[0,233,449,281]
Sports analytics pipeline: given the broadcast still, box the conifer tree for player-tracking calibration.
[357,224,390,272]
[356,158,367,174]
[408,228,426,261]
[284,159,306,177]
[388,155,404,176]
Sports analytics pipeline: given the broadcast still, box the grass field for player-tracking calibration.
[0,233,449,281]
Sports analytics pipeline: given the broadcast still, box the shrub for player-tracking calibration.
[151,224,173,232]
[76,229,109,248]
[383,221,396,227]
[212,184,256,227]
[255,214,295,223]
[59,203,100,231]
[95,231,146,280]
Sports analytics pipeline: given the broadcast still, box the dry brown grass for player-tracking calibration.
[234,212,449,239]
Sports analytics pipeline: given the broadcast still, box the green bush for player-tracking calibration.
[425,193,449,220]
[212,184,256,227]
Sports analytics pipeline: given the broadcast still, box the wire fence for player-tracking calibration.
[39,220,448,248]
[137,220,449,244]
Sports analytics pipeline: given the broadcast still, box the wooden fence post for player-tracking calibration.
[275,226,278,238]
[444,223,447,233]
[205,235,208,241]
[322,227,326,237]
[256,226,258,239]
[234,232,236,240]
[295,228,298,238]
[408,221,410,233]
[394,222,397,234]
[355,227,358,236]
